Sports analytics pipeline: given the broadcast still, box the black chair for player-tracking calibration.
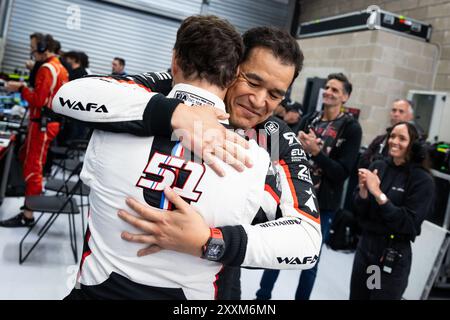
[45,176,90,234]
[19,162,83,264]
[50,139,88,179]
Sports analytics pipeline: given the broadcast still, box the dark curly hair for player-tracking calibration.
[174,15,243,89]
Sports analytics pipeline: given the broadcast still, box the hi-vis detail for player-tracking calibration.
[277,255,319,265]
[58,97,109,113]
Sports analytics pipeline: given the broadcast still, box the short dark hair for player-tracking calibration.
[64,51,89,68]
[78,51,89,69]
[114,57,125,66]
[327,73,352,96]
[64,51,81,63]
[53,39,61,54]
[30,33,56,53]
[30,32,44,42]
[174,15,243,89]
[242,26,303,83]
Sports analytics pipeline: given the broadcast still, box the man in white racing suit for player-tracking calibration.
[55,18,321,300]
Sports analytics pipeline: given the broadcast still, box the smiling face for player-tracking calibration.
[322,79,349,108]
[388,123,411,162]
[224,47,295,129]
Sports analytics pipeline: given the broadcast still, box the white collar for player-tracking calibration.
[167,83,228,124]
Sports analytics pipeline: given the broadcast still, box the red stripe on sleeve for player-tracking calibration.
[264,184,280,204]
[109,77,153,93]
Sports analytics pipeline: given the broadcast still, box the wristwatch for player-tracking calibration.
[201,228,225,261]
[377,193,388,204]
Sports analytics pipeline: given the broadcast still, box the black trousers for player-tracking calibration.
[349,233,412,300]
[217,266,241,300]
[64,272,187,300]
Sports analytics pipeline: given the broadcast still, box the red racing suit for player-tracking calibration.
[20,56,68,196]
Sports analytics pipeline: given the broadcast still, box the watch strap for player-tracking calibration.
[202,228,224,259]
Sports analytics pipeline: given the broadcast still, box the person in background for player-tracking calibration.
[359,99,416,169]
[111,57,126,76]
[78,51,91,75]
[274,99,302,131]
[26,36,70,88]
[351,121,434,300]
[58,51,90,143]
[283,101,303,132]
[64,51,88,81]
[53,39,72,73]
[256,72,361,300]
[273,102,287,120]
[0,33,68,227]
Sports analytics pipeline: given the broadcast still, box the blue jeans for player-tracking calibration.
[255,210,335,300]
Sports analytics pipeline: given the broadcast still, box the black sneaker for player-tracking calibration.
[0,212,35,228]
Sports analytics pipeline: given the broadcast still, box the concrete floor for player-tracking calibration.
[0,195,448,300]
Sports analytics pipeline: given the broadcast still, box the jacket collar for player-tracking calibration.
[167,83,227,124]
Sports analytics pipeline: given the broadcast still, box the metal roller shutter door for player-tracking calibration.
[2,0,188,75]
[204,0,290,33]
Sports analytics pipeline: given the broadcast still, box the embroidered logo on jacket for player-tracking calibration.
[174,91,214,106]
[264,121,279,135]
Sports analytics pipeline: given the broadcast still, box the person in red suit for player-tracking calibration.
[0,33,68,227]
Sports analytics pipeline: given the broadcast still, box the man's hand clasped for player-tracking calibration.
[298,130,321,156]
[118,186,210,258]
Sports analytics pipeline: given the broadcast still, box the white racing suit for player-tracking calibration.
[53,74,321,299]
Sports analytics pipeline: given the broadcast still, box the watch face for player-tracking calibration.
[205,241,225,261]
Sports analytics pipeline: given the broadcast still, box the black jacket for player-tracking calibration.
[358,132,388,169]
[299,112,362,211]
[353,159,435,241]
[69,67,88,81]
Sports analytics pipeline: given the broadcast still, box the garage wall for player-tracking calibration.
[292,29,438,145]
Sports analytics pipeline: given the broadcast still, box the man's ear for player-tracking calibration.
[171,51,178,77]
[342,93,349,105]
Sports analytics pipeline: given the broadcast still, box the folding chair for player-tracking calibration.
[19,162,83,264]
[45,178,90,234]
[50,139,88,180]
